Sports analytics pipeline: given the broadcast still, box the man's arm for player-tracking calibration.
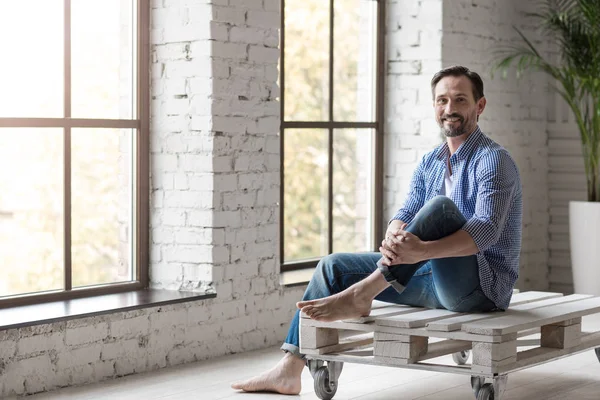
[422,229,479,259]
[461,150,520,252]
[382,150,520,264]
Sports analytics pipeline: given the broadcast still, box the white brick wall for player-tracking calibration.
[148,0,302,369]
[547,94,583,294]
[0,0,560,396]
[383,0,444,224]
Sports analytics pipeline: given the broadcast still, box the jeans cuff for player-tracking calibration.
[376,258,407,294]
[281,343,305,360]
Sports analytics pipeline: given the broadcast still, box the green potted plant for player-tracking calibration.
[492,0,600,294]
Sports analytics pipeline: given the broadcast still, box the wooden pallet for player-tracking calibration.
[300,291,600,378]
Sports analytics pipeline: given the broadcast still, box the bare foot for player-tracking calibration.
[297,288,372,322]
[231,352,304,394]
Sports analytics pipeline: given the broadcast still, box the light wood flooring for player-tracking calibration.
[17,315,600,400]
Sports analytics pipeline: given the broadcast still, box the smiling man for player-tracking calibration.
[231,65,523,395]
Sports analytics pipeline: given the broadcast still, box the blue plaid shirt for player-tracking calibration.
[392,126,522,310]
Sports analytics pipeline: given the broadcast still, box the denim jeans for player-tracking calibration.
[281,196,497,357]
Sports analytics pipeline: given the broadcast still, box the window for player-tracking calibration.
[0,0,149,306]
[280,0,385,271]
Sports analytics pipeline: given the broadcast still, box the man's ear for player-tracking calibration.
[477,97,487,116]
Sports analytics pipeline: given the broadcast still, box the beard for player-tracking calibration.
[439,114,469,138]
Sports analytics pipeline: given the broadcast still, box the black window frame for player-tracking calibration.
[279,0,386,272]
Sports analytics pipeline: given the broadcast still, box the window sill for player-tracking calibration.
[0,289,216,331]
[280,267,315,287]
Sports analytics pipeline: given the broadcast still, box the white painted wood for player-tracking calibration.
[416,339,472,361]
[541,323,582,349]
[374,337,428,359]
[376,309,461,328]
[299,325,338,349]
[549,317,582,327]
[508,291,565,305]
[497,331,600,374]
[427,294,589,332]
[302,318,517,343]
[462,296,600,335]
[309,349,478,374]
[344,305,424,323]
[472,341,517,367]
[374,332,417,342]
[302,333,373,355]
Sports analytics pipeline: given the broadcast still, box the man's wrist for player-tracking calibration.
[421,240,435,260]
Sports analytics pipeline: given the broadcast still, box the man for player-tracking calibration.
[232,65,522,395]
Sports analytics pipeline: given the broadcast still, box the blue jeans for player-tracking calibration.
[281,196,497,357]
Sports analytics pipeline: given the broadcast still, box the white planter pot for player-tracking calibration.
[569,201,600,295]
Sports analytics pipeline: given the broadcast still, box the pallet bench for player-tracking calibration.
[299,291,600,400]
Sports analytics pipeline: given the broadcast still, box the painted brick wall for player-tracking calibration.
[547,91,583,294]
[383,0,444,224]
[0,0,557,397]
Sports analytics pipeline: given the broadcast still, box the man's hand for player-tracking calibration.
[380,220,406,265]
[380,222,428,266]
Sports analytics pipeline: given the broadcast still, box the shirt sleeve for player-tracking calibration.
[391,157,427,225]
[461,150,520,252]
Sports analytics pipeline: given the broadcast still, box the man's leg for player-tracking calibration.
[298,196,496,320]
[395,196,496,312]
[232,252,440,394]
[232,252,381,394]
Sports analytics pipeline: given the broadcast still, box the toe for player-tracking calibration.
[297,300,311,308]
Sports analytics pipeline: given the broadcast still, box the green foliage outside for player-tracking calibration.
[283,0,376,261]
[0,1,130,298]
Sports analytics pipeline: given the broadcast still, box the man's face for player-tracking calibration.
[433,75,485,138]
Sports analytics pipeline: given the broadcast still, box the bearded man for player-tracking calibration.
[232,65,522,395]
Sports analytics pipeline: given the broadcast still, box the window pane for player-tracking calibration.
[333,129,373,253]
[333,0,377,122]
[284,0,329,121]
[0,129,64,296]
[284,129,329,262]
[0,1,63,117]
[72,0,134,119]
[71,128,134,287]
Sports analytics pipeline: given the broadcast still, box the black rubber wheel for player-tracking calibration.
[595,347,600,363]
[314,366,337,400]
[476,383,494,400]
[453,350,470,365]
[471,376,485,397]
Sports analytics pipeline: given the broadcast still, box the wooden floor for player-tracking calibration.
[22,315,600,400]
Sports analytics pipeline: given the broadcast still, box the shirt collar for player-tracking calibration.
[435,125,483,161]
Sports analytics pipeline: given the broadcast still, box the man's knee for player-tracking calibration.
[316,253,357,282]
[423,195,460,215]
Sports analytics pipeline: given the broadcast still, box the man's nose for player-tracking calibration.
[445,101,456,115]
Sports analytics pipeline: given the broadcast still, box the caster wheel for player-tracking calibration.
[476,383,494,400]
[453,350,470,365]
[471,376,485,397]
[595,348,600,363]
[314,366,338,400]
